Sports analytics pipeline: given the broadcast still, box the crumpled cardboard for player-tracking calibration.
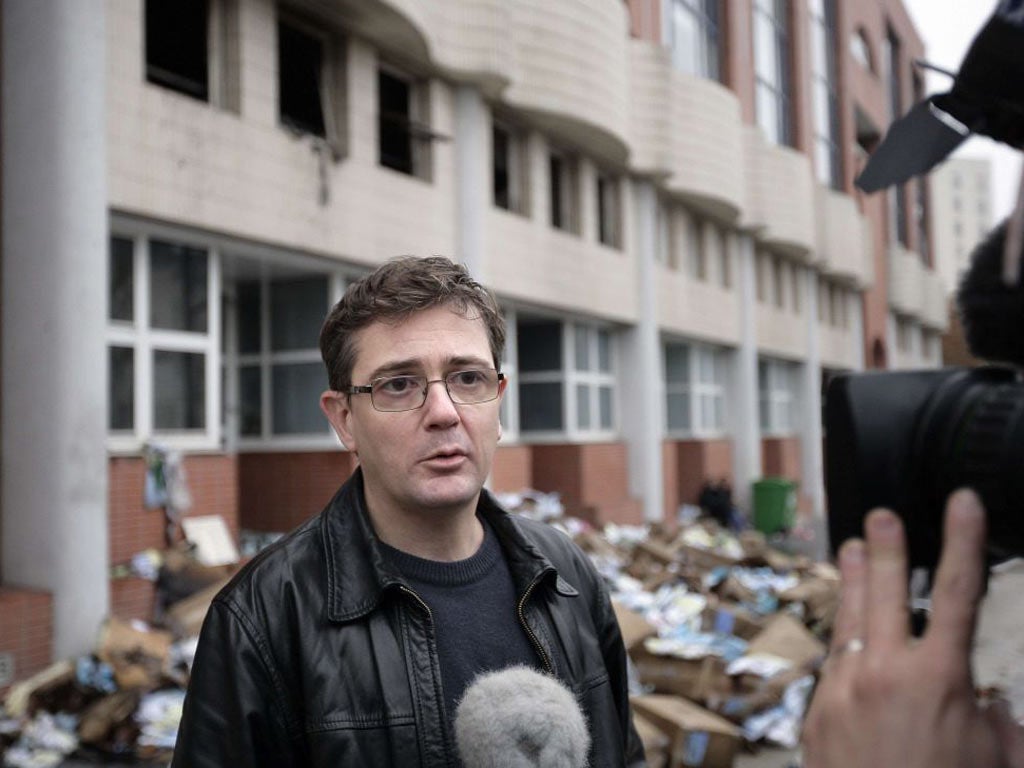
[745,613,826,671]
[632,644,731,704]
[631,694,741,768]
[96,618,173,691]
[612,600,658,653]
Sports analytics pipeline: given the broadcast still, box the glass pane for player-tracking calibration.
[270,276,328,351]
[574,325,590,371]
[599,386,613,429]
[237,280,262,355]
[665,344,690,382]
[597,330,611,372]
[672,1,699,75]
[150,240,209,332]
[697,348,715,383]
[714,394,724,430]
[109,346,134,430]
[518,321,562,372]
[576,383,591,429]
[272,362,325,434]
[153,350,205,430]
[667,392,690,431]
[699,394,714,429]
[239,365,262,436]
[110,237,134,322]
[519,381,563,431]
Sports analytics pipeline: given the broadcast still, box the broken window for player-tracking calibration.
[493,122,528,214]
[378,68,426,176]
[549,151,579,233]
[146,0,210,101]
[596,171,622,248]
[278,20,326,137]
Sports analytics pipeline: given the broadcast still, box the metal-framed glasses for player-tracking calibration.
[346,369,505,412]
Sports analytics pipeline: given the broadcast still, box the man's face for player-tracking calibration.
[321,305,505,521]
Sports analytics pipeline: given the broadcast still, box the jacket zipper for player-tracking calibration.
[517,573,554,674]
[399,584,434,621]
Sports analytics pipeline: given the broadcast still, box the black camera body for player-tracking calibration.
[826,365,1024,567]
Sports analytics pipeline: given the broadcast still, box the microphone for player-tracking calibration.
[957,220,1024,367]
[453,666,591,768]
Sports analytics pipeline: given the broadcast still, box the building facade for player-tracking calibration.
[0,0,946,684]
[931,156,994,295]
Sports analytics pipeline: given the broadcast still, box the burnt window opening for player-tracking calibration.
[278,21,326,137]
[493,125,512,210]
[146,0,209,101]
[378,69,416,175]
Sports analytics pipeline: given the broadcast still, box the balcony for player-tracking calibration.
[815,186,871,287]
[887,245,925,317]
[921,268,951,331]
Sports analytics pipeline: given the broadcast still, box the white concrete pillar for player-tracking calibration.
[851,291,866,371]
[455,85,488,281]
[2,0,110,658]
[799,269,824,521]
[620,181,664,522]
[732,235,762,512]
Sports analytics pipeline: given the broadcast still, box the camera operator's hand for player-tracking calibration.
[802,489,1024,768]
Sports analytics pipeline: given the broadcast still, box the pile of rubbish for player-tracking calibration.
[500,490,838,768]
[1,493,836,768]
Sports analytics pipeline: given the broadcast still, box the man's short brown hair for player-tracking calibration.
[320,256,506,391]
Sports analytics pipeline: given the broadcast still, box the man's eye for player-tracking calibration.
[378,377,419,394]
[453,370,486,386]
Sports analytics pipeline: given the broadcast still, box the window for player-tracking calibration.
[791,263,802,313]
[686,213,706,281]
[235,275,332,438]
[517,319,615,436]
[549,151,579,233]
[754,0,793,146]
[378,67,431,178]
[656,198,672,266]
[492,121,529,214]
[851,29,873,72]
[145,0,240,109]
[106,234,219,447]
[717,228,732,288]
[665,342,728,435]
[278,20,326,137]
[669,0,720,80]
[759,358,797,435]
[773,257,785,309]
[809,0,841,188]
[756,251,769,303]
[596,172,622,248]
[146,0,209,101]
[885,30,909,247]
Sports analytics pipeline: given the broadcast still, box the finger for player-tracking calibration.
[829,538,867,655]
[864,508,909,649]
[987,699,1024,768]
[926,488,987,656]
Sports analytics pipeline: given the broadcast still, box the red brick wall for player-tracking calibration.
[0,587,53,693]
[662,441,680,524]
[108,454,239,620]
[238,451,356,532]
[491,445,533,493]
[530,442,640,525]
[761,436,802,483]
[673,439,735,509]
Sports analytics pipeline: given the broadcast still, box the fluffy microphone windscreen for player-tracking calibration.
[957,220,1024,366]
[454,666,591,768]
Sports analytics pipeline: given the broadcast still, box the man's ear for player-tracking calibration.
[321,390,357,452]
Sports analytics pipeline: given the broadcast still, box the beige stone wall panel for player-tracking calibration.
[815,186,871,287]
[755,303,808,359]
[655,266,740,346]
[887,245,924,316]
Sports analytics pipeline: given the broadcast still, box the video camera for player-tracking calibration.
[825,1,1024,570]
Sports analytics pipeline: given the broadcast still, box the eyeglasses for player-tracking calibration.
[345,369,505,412]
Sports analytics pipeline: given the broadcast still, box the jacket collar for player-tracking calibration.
[322,468,572,623]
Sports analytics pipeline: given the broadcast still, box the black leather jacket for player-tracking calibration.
[171,470,645,767]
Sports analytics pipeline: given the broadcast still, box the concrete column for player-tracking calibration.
[851,291,866,371]
[455,85,488,281]
[620,181,664,522]
[2,0,110,658]
[799,269,824,521]
[732,234,762,512]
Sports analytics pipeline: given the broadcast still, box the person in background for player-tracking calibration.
[802,489,1024,768]
[171,255,645,767]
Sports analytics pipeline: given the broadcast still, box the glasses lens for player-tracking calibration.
[446,369,500,404]
[371,375,426,412]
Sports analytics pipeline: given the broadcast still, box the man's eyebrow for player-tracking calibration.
[365,356,493,381]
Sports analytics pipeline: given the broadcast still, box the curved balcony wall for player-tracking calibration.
[484,210,637,323]
[628,41,744,223]
[820,324,861,371]
[501,0,630,163]
[655,266,741,346]
[742,128,816,261]
[887,245,925,316]
[755,304,808,359]
[815,186,870,287]
[921,268,951,331]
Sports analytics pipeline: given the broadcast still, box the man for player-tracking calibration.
[802,490,1024,768]
[172,256,645,767]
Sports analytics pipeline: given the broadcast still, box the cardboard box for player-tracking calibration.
[746,613,826,671]
[612,600,658,653]
[701,599,765,641]
[164,577,231,639]
[632,645,731,704]
[631,694,741,768]
[633,712,671,768]
[96,617,174,690]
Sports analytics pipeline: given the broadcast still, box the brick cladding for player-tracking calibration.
[530,442,641,526]
[238,451,356,533]
[0,587,53,695]
[108,454,240,620]
[490,445,533,493]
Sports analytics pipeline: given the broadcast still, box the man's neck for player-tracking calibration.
[364,495,485,562]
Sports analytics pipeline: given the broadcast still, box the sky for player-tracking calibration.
[903,0,1022,222]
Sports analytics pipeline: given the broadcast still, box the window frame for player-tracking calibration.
[275,11,345,148]
[758,357,798,436]
[491,118,530,216]
[377,63,433,181]
[548,147,580,235]
[596,169,623,249]
[753,0,794,147]
[664,340,729,438]
[809,0,842,189]
[667,0,721,81]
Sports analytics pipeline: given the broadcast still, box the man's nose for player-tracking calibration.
[421,379,460,424]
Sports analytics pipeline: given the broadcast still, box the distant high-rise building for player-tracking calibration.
[930,157,994,295]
